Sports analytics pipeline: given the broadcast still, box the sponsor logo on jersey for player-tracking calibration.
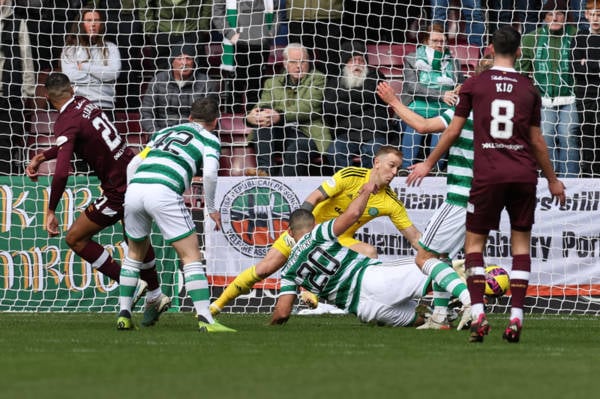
[220,178,301,257]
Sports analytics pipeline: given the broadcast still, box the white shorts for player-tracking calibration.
[125,183,196,244]
[418,201,466,259]
[356,259,428,327]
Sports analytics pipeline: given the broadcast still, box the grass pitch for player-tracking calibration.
[1,312,597,399]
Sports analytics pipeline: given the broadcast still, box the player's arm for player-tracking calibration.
[399,225,422,251]
[301,186,328,211]
[45,138,76,236]
[529,125,566,206]
[406,115,466,186]
[377,82,446,134]
[25,146,59,181]
[270,293,296,325]
[332,182,378,236]
[203,154,222,230]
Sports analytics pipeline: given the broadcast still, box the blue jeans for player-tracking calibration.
[327,134,388,169]
[541,103,580,178]
[401,123,446,171]
[430,0,485,46]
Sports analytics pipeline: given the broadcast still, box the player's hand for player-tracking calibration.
[208,211,222,231]
[406,162,432,186]
[443,90,459,106]
[360,181,379,196]
[376,81,397,105]
[25,154,44,182]
[46,211,60,237]
[548,179,566,206]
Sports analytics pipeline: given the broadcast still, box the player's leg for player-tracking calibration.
[415,202,471,329]
[66,196,123,281]
[210,232,292,315]
[502,183,536,342]
[172,234,235,332]
[117,237,151,330]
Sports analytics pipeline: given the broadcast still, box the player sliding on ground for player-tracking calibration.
[270,181,435,327]
[211,146,471,328]
[25,72,165,314]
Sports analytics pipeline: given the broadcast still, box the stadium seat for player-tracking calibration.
[265,44,286,75]
[367,43,416,78]
[218,113,252,144]
[449,44,481,76]
[217,113,257,176]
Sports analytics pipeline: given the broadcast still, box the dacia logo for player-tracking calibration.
[220,178,301,257]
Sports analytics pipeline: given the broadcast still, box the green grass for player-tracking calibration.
[0,312,597,399]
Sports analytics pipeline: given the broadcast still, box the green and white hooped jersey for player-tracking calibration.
[439,109,474,208]
[130,122,221,195]
[279,219,378,314]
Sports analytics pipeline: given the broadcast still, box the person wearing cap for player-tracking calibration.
[323,40,393,169]
[517,0,579,178]
[140,43,219,134]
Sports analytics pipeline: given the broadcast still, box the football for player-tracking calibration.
[484,265,510,297]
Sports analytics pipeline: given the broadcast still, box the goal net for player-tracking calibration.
[1,1,600,315]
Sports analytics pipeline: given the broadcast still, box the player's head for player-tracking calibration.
[372,146,403,186]
[190,95,220,131]
[288,208,315,241]
[45,72,74,105]
[491,26,521,58]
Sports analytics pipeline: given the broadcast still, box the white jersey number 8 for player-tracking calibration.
[490,99,514,139]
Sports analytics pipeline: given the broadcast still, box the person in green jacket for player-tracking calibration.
[517,0,579,177]
[246,43,331,176]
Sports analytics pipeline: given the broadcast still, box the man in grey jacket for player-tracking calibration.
[140,43,218,134]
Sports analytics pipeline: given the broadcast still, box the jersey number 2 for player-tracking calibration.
[296,247,341,291]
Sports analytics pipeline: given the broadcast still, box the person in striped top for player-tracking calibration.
[375,56,494,331]
[117,96,235,333]
[271,181,430,327]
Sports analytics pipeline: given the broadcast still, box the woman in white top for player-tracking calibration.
[61,8,121,117]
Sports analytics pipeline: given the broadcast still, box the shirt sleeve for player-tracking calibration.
[47,134,76,212]
[202,155,219,213]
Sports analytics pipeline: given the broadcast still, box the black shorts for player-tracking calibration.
[84,194,124,228]
[466,182,536,234]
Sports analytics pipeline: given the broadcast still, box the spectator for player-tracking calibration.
[572,0,600,177]
[489,0,543,35]
[212,0,278,112]
[517,0,579,178]
[140,43,218,134]
[246,43,330,176]
[91,0,145,110]
[287,0,344,76]
[136,0,212,72]
[61,7,121,119]
[323,40,393,169]
[0,0,35,175]
[430,0,485,46]
[401,23,464,171]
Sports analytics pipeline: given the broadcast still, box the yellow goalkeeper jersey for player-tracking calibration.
[273,167,414,258]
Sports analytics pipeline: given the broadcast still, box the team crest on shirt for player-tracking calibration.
[220,178,301,258]
[368,207,379,217]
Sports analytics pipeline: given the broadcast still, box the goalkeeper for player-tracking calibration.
[211,146,424,315]
[271,181,430,327]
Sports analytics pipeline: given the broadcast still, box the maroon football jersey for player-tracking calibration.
[455,67,541,185]
[44,96,133,211]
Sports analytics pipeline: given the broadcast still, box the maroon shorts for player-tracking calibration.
[84,193,125,228]
[466,182,536,234]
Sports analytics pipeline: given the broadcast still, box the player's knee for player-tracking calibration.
[65,231,83,251]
